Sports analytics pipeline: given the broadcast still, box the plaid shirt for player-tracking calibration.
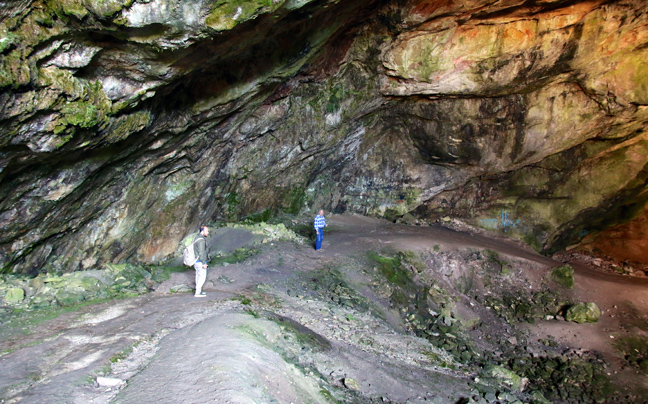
[314,214,326,230]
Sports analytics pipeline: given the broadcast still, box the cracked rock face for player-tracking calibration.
[1,0,647,274]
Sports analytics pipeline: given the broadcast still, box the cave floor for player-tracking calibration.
[1,214,647,403]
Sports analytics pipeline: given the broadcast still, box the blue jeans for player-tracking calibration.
[315,229,324,250]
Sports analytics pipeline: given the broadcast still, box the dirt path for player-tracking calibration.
[1,214,647,403]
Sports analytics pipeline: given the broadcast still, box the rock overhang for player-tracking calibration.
[1,0,647,273]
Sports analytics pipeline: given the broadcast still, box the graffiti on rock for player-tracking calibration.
[479,210,520,232]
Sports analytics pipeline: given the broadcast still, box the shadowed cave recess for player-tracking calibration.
[1,0,647,274]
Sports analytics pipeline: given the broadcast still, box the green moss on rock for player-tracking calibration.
[60,100,99,128]
[47,0,89,20]
[164,176,193,203]
[0,30,15,53]
[565,302,601,323]
[483,289,560,324]
[206,0,285,31]
[38,67,84,97]
[4,287,25,303]
[482,365,528,392]
[550,264,574,289]
[280,187,305,215]
[105,111,151,144]
[367,251,409,286]
[51,79,111,134]
[245,208,273,223]
[55,289,86,306]
[0,51,32,88]
[613,335,648,373]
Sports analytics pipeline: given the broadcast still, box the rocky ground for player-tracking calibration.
[1,214,648,404]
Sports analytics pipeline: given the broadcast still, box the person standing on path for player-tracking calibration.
[193,226,210,297]
[314,210,327,251]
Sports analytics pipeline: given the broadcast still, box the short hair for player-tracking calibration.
[200,225,208,233]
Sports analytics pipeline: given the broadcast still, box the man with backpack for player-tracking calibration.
[191,226,210,297]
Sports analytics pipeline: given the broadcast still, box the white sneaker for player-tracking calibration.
[194,292,206,297]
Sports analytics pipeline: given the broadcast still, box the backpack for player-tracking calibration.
[182,235,202,266]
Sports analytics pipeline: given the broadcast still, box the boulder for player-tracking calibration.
[565,302,601,323]
[550,265,574,289]
[30,294,55,308]
[96,376,125,388]
[55,290,86,306]
[27,277,45,292]
[4,287,25,303]
[170,284,193,293]
[396,213,418,225]
[483,365,528,392]
[342,378,362,391]
[530,390,553,404]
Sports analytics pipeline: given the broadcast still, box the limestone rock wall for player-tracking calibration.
[1,0,647,273]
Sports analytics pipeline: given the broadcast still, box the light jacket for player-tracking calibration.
[194,234,208,263]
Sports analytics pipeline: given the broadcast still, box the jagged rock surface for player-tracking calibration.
[1,0,647,274]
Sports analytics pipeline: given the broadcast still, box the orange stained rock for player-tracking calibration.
[501,23,535,51]
[585,207,648,265]
[138,238,179,264]
[411,0,460,18]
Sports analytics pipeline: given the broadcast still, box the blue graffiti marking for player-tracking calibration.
[479,210,520,232]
